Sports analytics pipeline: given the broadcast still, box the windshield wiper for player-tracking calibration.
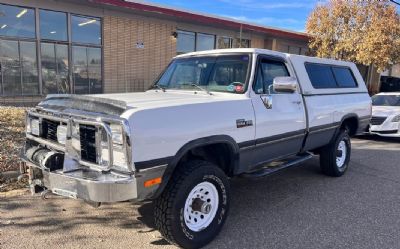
[181,83,212,95]
[151,84,166,92]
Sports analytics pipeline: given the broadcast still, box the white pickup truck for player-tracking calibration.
[22,48,371,248]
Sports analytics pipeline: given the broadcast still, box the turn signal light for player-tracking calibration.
[144,177,162,188]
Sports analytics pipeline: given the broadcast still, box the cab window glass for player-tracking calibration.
[254,59,289,94]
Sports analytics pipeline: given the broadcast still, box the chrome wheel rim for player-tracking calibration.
[183,181,219,232]
[336,140,347,168]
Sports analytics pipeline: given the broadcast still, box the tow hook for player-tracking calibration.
[41,189,52,200]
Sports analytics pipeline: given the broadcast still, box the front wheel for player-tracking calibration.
[320,129,351,177]
[154,160,230,249]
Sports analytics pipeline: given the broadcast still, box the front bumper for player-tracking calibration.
[23,157,137,202]
[22,154,166,203]
[368,121,400,138]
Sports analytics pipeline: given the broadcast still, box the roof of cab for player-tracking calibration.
[174,48,289,59]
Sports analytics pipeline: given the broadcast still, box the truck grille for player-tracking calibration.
[370,116,386,126]
[41,119,59,141]
[79,124,97,163]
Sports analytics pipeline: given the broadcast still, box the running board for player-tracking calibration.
[240,153,313,178]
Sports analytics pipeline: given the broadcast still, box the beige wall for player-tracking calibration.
[103,15,176,93]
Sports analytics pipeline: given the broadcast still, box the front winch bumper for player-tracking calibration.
[23,158,138,203]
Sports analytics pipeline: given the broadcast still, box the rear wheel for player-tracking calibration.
[154,160,230,249]
[320,129,351,177]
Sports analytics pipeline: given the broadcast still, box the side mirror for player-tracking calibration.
[273,76,298,93]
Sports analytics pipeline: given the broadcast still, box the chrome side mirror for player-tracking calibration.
[273,76,298,93]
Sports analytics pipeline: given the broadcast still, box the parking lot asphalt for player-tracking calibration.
[1,136,400,249]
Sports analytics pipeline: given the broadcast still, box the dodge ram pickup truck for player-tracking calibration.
[22,48,371,248]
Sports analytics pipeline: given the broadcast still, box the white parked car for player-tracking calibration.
[369,92,400,137]
[22,48,371,248]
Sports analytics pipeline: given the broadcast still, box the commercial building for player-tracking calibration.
[0,0,310,105]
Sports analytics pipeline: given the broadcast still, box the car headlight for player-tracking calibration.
[392,115,400,122]
[26,116,40,136]
[100,123,129,171]
[56,124,68,145]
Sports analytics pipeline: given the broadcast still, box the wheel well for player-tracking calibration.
[341,117,358,136]
[176,143,235,176]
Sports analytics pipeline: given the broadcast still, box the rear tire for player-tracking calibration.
[320,129,351,177]
[154,160,230,249]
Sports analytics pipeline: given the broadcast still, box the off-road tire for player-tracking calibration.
[320,128,351,177]
[154,160,230,249]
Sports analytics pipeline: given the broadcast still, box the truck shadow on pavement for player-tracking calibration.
[1,141,400,248]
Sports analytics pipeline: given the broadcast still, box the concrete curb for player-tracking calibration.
[0,189,29,198]
[0,171,21,181]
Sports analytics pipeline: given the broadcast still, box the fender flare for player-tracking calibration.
[151,135,240,199]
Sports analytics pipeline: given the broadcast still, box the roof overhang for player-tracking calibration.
[89,0,310,41]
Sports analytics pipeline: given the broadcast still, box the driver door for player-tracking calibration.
[250,55,306,167]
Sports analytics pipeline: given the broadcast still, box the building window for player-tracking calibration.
[235,38,251,48]
[176,30,195,54]
[217,37,233,49]
[39,10,67,41]
[288,46,301,55]
[196,33,215,51]
[73,46,102,94]
[71,15,101,45]
[41,43,69,94]
[0,4,35,38]
[0,40,39,96]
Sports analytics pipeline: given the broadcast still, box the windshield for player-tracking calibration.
[372,94,400,106]
[155,54,251,93]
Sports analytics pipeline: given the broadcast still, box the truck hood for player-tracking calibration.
[91,90,239,109]
[372,106,400,117]
[39,90,242,116]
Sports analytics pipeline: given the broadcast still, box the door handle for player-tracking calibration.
[292,100,301,105]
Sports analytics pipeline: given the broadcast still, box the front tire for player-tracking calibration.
[320,129,351,177]
[154,160,230,249]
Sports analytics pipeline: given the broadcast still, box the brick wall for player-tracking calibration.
[103,15,176,93]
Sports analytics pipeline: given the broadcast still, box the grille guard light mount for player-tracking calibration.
[26,110,133,173]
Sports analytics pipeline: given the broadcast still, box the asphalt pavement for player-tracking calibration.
[1,136,399,249]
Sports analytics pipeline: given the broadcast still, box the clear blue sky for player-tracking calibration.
[143,0,400,33]
[143,0,323,32]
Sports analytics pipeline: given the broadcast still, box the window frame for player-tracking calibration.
[304,62,358,89]
[252,55,291,94]
[195,32,216,51]
[0,3,36,40]
[176,29,196,54]
[70,14,102,46]
[39,9,68,42]
[217,36,233,49]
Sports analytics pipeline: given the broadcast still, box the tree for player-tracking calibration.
[306,0,400,73]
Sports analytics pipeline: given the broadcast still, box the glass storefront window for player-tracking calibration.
[40,10,67,41]
[0,4,35,38]
[71,15,101,45]
[73,46,102,94]
[0,40,39,96]
[41,43,69,94]
[196,33,215,51]
[177,30,195,54]
[0,40,20,95]
[21,41,39,95]
[218,37,232,49]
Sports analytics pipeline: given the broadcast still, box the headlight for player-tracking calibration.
[392,115,400,122]
[100,123,129,171]
[56,125,68,145]
[110,124,123,145]
[28,118,40,136]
